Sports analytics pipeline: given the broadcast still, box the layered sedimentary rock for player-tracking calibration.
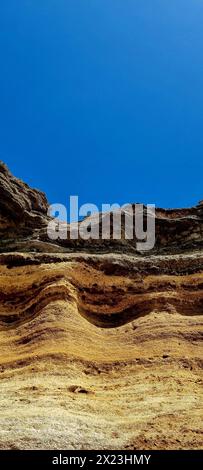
[0,162,202,450]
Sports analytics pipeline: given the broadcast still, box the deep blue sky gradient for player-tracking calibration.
[0,1,203,210]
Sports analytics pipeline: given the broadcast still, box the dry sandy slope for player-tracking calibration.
[0,253,202,450]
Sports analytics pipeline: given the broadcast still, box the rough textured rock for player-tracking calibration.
[0,162,202,450]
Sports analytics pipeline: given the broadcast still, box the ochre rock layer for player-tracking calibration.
[0,162,202,450]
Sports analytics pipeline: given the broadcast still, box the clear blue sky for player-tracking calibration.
[0,0,202,210]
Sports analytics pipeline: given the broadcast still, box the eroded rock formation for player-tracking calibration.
[0,162,202,449]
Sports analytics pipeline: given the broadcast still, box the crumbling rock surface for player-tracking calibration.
[0,162,202,450]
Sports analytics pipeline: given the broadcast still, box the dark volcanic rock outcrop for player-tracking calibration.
[0,161,48,222]
[0,161,203,254]
[0,162,202,450]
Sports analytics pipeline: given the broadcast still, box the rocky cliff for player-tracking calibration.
[0,162,202,450]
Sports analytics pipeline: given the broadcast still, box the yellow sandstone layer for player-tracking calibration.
[0,162,202,449]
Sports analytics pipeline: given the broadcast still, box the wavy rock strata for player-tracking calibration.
[0,162,202,450]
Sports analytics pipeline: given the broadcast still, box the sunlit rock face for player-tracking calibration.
[0,162,202,450]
